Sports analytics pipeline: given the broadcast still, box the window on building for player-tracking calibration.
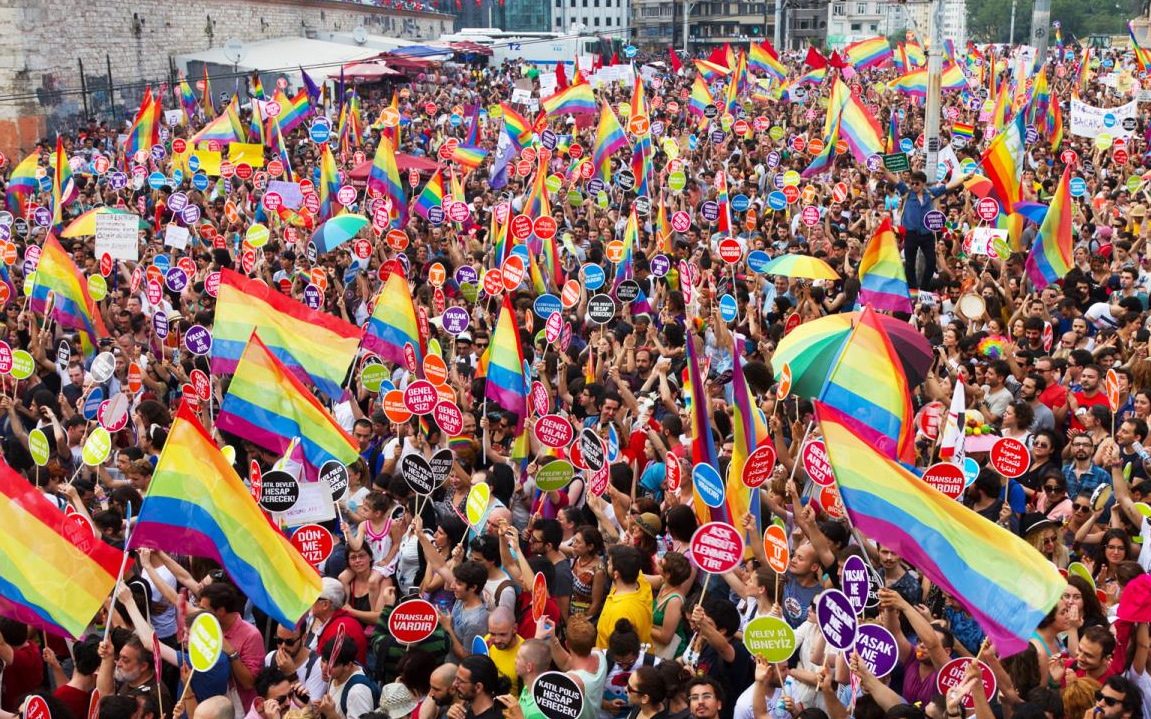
[856,2,867,14]
[594,15,600,24]
[800,19,809,28]
[850,22,860,30]
[832,3,844,15]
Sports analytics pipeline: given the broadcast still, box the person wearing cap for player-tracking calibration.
[380,682,418,719]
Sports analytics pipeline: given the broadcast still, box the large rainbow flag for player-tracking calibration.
[485,295,528,432]
[218,333,359,483]
[1021,165,1074,290]
[367,135,407,229]
[0,459,123,637]
[827,78,884,163]
[126,88,161,163]
[541,82,596,117]
[730,357,769,543]
[845,37,892,69]
[818,305,914,463]
[211,269,361,400]
[362,266,423,373]
[129,404,322,626]
[5,152,39,216]
[857,217,912,313]
[592,104,628,183]
[688,329,726,527]
[31,235,108,355]
[816,402,1065,655]
[979,113,1025,233]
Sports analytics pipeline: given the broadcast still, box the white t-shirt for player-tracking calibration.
[329,669,375,719]
[263,650,328,703]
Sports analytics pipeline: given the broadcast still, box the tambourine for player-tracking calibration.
[957,293,986,319]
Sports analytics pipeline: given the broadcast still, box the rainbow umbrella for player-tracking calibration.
[773,310,932,398]
[61,207,146,238]
[757,254,841,280]
[310,214,368,253]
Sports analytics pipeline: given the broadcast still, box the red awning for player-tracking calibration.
[378,53,438,72]
[449,42,493,56]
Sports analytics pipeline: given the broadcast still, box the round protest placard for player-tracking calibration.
[840,555,870,616]
[536,460,575,491]
[188,613,223,672]
[802,439,834,486]
[532,672,584,719]
[690,521,744,574]
[855,624,899,678]
[744,616,796,661]
[291,524,334,565]
[580,428,606,472]
[319,460,350,502]
[815,588,858,650]
[401,454,436,495]
[990,437,1030,478]
[742,443,777,488]
[466,482,491,525]
[535,414,573,448]
[936,659,996,710]
[692,463,725,508]
[258,470,300,513]
[388,599,439,644]
[532,571,548,621]
[763,524,790,574]
[922,462,966,499]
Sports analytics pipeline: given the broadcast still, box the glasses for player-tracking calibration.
[1073,504,1092,513]
[626,685,640,695]
[476,342,489,348]
[1033,442,1051,449]
[272,635,302,646]
[1096,693,1122,707]
[1044,485,1062,492]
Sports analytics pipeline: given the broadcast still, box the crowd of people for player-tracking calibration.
[3,24,1151,719]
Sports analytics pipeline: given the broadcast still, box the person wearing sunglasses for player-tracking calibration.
[1092,675,1139,719]
[266,623,326,705]
[242,667,293,719]
[1036,473,1073,523]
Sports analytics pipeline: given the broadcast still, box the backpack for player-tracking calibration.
[339,671,381,718]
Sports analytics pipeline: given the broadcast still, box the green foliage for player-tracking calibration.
[966,0,1130,43]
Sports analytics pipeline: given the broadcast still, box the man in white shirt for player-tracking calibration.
[318,637,375,719]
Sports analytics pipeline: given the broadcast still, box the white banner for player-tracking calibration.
[94,212,140,261]
[163,224,190,250]
[1069,98,1137,138]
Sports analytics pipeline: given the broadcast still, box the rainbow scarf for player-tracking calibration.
[211,269,361,400]
[218,333,359,482]
[857,217,912,313]
[485,295,528,433]
[368,135,407,229]
[31,235,108,355]
[815,401,1065,655]
[130,405,322,626]
[1022,165,1074,290]
[0,459,122,637]
[818,305,914,463]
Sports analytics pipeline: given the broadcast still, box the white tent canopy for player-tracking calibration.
[176,37,382,95]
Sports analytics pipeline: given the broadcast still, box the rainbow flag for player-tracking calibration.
[689,75,715,119]
[177,75,197,124]
[129,405,322,626]
[1131,22,1151,72]
[218,333,359,482]
[793,67,827,86]
[694,59,730,82]
[491,212,510,267]
[190,96,244,145]
[979,113,1025,226]
[630,79,653,196]
[749,41,786,80]
[1046,94,1063,151]
[1026,67,1050,124]
[687,330,727,527]
[802,106,841,178]
[905,41,926,66]
[249,72,265,100]
[270,120,297,182]
[1075,46,1091,97]
[815,401,1065,655]
[857,217,911,313]
[952,121,974,141]
[716,171,733,235]
[337,92,362,155]
[248,100,267,146]
[6,152,38,216]
[818,305,914,463]
[318,142,340,222]
[267,89,312,136]
[1022,165,1074,290]
[614,206,638,292]
[450,143,488,172]
[202,66,215,117]
[412,167,445,221]
[368,135,406,229]
[50,137,74,231]
[485,295,528,431]
[729,357,769,543]
[501,102,532,150]
[31,235,108,355]
[541,82,596,117]
[363,266,423,372]
[845,36,892,69]
[0,459,122,637]
[941,64,969,91]
[890,69,927,96]
[211,269,361,400]
[828,78,884,163]
[126,88,160,162]
[592,104,628,183]
[656,195,672,252]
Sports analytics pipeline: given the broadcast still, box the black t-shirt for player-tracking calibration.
[466,703,505,719]
[695,642,753,719]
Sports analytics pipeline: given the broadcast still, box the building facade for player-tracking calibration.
[444,0,552,32]
[633,1,779,52]
[900,0,966,49]
[784,0,827,49]
[552,0,628,34]
[826,0,884,46]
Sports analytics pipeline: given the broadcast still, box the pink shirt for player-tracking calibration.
[225,616,266,710]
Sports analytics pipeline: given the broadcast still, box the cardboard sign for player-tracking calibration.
[94,212,140,262]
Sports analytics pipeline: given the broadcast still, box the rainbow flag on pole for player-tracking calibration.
[190,96,244,145]
[50,137,75,232]
[827,78,884,163]
[6,152,38,217]
[687,330,727,527]
[318,142,340,222]
[129,404,322,626]
[857,217,912,313]
[450,144,488,172]
[412,167,445,221]
[362,266,423,373]
[815,401,1065,655]
[485,295,529,432]
[818,305,915,463]
[126,88,161,162]
[688,75,715,120]
[541,82,596,118]
[592,104,628,183]
[0,459,122,637]
[979,113,1025,227]
[218,333,359,482]
[31,235,108,355]
[749,41,786,80]
[730,357,769,542]
[367,135,406,229]
[211,269,361,400]
[500,103,532,150]
[845,37,892,69]
[1021,165,1074,290]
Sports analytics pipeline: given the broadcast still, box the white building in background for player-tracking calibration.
[553,0,628,33]
[827,0,885,47]
[828,0,966,51]
[901,0,967,50]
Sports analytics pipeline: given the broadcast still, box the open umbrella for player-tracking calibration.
[310,214,369,254]
[773,311,932,398]
[61,207,146,238]
[757,254,841,280]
